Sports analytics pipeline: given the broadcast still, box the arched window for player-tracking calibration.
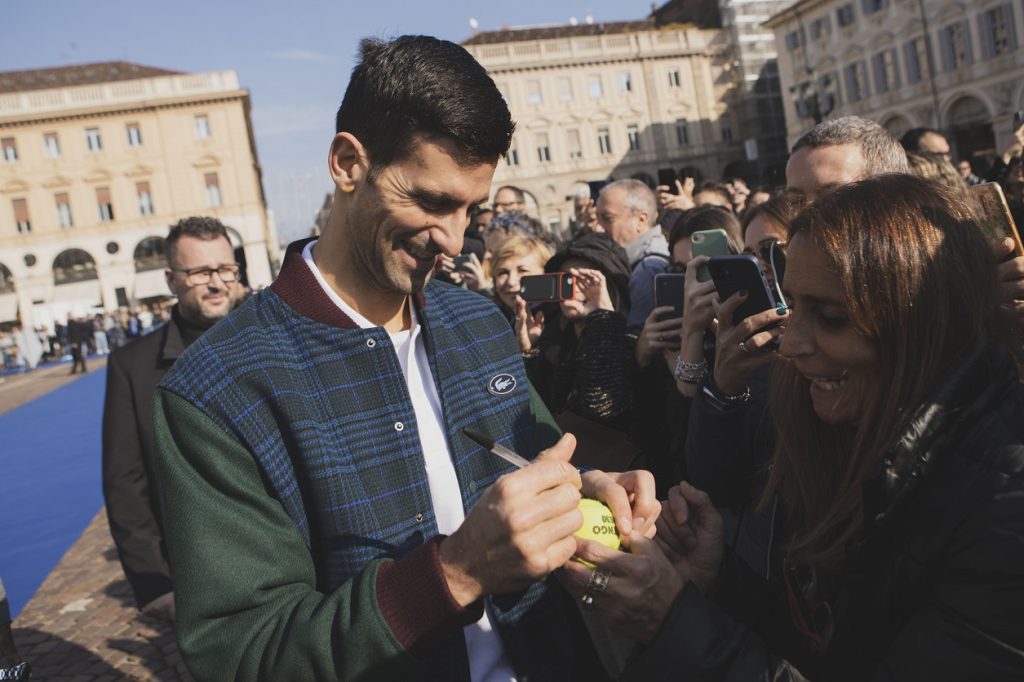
[947,96,989,128]
[0,263,13,294]
[133,236,166,272]
[53,248,98,284]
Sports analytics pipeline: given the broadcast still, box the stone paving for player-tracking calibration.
[13,511,192,682]
[7,361,193,681]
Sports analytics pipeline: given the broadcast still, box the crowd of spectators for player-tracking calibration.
[417,115,1024,678]
[438,119,1024,499]
[0,301,173,373]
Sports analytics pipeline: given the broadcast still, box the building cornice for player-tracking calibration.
[0,91,249,128]
[0,70,244,127]
[764,0,833,28]
[482,48,728,76]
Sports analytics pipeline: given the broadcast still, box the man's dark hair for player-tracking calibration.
[166,217,232,266]
[496,185,526,204]
[792,116,908,176]
[900,127,946,152]
[668,206,742,255]
[335,35,514,172]
[694,181,732,206]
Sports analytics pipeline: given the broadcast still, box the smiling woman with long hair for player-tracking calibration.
[563,174,1024,680]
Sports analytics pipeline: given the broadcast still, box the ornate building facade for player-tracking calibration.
[766,0,1024,163]
[462,14,747,232]
[0,61,279,328]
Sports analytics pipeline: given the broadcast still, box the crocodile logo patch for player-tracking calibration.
[488,374,517,396]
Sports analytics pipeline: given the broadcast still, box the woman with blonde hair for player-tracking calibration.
[488,234,554,346]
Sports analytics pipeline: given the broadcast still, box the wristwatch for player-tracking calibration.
[0,662,30,681]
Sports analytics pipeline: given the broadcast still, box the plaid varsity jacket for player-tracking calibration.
[154,239,602,681]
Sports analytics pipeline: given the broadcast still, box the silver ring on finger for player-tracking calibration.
[581,592,595,609]
[587,568,611,594]
[738,340,750,353]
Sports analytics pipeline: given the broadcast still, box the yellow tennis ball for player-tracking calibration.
[573,498,621,567]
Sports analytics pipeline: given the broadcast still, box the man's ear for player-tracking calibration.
[637,209,651,232]
[329,132,369,193]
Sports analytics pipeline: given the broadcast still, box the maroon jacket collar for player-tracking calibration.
[270,238,427,330]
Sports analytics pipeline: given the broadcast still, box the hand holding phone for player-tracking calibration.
[708,255,788,395]
[563,268,614,317]
[520,272,576,302]
[657,168,679,194]
[653,273,686,320]
[691,229,731,282]
[707,255,779,325]
[970,182,1024,258]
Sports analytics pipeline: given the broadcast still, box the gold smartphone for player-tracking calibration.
[970,182,1024,258]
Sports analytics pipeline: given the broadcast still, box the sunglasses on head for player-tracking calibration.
[744,239,788,307]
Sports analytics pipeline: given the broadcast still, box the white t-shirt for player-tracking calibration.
[302,241,515,682]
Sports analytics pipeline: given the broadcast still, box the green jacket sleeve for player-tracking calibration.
[153,389,476,681]
[529,379,562,454]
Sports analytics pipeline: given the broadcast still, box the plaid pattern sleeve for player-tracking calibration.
[157,251,588,680]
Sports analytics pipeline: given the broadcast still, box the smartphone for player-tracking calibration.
[453,254,473,271]
[970,182,1024,258]
[691,229,731,282]
[588,180,610,202]
[654,273,686,320]
[708,255,778,326]
[657,168,679,194]
[520,272,576,302]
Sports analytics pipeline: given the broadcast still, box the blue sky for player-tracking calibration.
[4,0,656,244]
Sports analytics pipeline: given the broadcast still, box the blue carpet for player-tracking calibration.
[0,370,106,617]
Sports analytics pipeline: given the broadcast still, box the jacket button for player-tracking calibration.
[366,338,376,348]
[394,421,404,432]
[469,481,478,493]
[415,513,424,523]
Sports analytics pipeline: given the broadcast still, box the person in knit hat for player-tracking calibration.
[519,231,637,436]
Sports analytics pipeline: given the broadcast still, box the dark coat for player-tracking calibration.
[626,344,1024,680]
[101,307,190,608]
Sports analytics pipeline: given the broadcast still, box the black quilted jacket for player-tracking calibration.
[626,344,1024,681]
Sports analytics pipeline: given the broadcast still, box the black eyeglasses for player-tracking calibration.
[171,263,240,286]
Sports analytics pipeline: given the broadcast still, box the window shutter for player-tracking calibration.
[872,54,885,92]
[980,11,996,59]
[962,20,974,65]
[1007,5,1020,50]
[12,198,28,222]
[939,28,953,72]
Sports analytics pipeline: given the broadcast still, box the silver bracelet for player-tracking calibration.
[674,356,708,384]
